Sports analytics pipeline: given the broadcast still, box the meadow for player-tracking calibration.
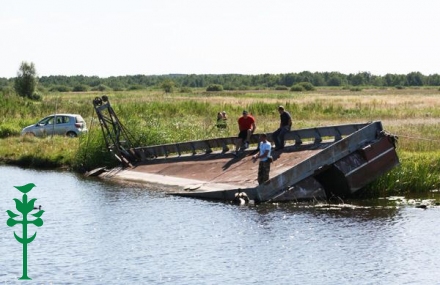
[0,87,439,197]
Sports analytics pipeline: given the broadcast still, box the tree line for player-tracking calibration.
[31,71,440,90]
[2,62,440,97]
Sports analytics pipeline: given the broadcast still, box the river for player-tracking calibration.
[1,165,440,284]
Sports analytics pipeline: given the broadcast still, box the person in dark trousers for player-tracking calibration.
[252,133,272,184]
[272,105,292,151]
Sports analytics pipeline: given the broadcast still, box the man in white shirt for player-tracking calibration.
[252,133,272,184]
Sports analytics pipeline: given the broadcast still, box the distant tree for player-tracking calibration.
[426,74,440,86]
[280,73,298,87]
[261,73,278,87]
[297,71,313,83]
[384,74,396,86]
[160,79,175,93]
[406,72,424,86]
[370,75,385,86]
[328,76,342,86]
[311,72,326,86]
[349,72,372,86]
[14,62,38,99]
[0,77,9,88]
[384,73,405,87]
[26,71,440,91]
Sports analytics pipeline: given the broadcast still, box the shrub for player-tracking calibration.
[395,85,405,89]
[0,123,20,138]
[179,87,192,93]
[206,84,223,92]
[298,82,315,91]
[0,86,14,95]
[128,85,145,90]
[290,82,315,92]
[30,92,42,101]
[275,85,289,90]
[160,80,175,93]
[37,85,47,93]
[91,84,110,92]
[290,84,305,92]
[350,87,363,92]
[72,84,89,92]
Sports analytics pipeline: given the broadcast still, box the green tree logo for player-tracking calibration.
[6,183,44,280]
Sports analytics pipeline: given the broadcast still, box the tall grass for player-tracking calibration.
[0,135,79,168]
[1,88,439,195]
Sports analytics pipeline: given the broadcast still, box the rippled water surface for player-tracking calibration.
[1,165,440,284]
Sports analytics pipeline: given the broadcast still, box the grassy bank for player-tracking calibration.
[1,87,439,196]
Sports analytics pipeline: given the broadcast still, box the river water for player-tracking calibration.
[1,165,440,284]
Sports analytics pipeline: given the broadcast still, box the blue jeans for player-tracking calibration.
[272,126,289,149]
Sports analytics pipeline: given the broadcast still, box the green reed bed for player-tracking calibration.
[0,135,79,169]
[367,151,440,196]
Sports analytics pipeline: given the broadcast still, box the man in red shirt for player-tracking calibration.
[235,110,256,155]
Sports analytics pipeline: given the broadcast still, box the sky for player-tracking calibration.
[1,0,439,78]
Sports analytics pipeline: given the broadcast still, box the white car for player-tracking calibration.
[21,114,88,137]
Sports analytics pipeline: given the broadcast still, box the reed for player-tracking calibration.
[366,151,440,196]
[1,88,439,196]
[0,135,78,168]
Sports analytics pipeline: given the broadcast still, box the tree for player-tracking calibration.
[327,76,342,86]
[160,79,175,93]
[349,72,371,86]
[406,72,424,86]
[14,62,38,99]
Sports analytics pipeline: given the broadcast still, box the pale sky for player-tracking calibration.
[1,0,439,78]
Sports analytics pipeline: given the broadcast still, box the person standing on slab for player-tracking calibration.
[252,133,272,184]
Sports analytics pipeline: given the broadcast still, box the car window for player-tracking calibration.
[55,116,70,124]
[40,116,54,125]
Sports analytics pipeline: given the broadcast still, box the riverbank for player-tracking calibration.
[0,136,80,169]
[1,88,439,196]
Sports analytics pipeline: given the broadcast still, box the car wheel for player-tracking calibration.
[66,131,77,138]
